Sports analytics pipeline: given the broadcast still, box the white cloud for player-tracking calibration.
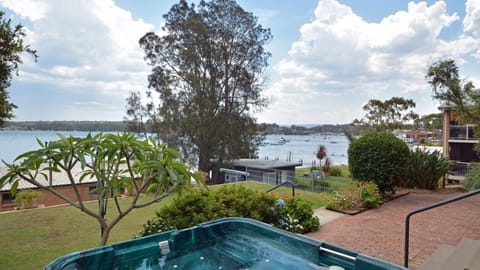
[259,0,479,124]
[1,0,156,120]
[0,0,47,21]
[463,0,480,37]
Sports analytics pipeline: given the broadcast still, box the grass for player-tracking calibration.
[295,166,351,192]
[0,181,325,269]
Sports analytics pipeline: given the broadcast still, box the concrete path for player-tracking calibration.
[314,207,345,225]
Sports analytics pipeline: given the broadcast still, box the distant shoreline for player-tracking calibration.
[4,120,357,135]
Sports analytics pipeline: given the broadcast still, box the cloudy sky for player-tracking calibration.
[1,0,479,125]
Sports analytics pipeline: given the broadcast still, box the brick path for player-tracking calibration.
[306,189,480,269]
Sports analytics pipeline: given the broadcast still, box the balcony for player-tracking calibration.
[449,125,479,141]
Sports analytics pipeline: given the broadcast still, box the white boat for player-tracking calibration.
[271,137,288,145]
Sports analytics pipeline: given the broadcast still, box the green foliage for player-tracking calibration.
[0,11,37,127]
[321,191,356,210]
[136,0,272,175]
[138,185,277,236]
[329,166,343,177]
[321,181,381,210]
[426,59,477,125]
[15,189,40,209]
[139,185,320,237]
[348,132,410,194]
[275,195,319,234]
[404,148,449,190]
[354,97,418,131]
[359,181,381,208]
[0,132,197,245]
[464,163,480,191]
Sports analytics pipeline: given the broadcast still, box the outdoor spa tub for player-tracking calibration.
[45,217,407,270]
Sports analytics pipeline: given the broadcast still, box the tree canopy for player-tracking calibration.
[353,97,418,131]
[0,11,37,127]
[132,0,272,179]
[0,133,200,245]
[426,59,477,124]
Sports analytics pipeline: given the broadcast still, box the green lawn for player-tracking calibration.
[295,166,351,192]
[0,181,325,269]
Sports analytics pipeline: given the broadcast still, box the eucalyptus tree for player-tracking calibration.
[354,97,418,131]
[426,59,477,124]
[426,59,478,151]
[0,133,199,245]
[136,0,271,178]
[0,11,37,127]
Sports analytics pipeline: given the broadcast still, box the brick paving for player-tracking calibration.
[306,189,480,269]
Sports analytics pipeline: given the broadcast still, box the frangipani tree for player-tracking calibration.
[0,132,201,245]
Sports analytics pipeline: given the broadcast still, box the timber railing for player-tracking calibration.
[404,189,480,267]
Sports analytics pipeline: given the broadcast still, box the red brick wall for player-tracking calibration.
[0,183,98,212]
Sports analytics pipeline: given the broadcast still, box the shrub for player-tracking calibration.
[321,181,381,210]
[359,181,381,208]
[138,185,319,237]
[321,191,356,210]
[15,190,40,209]
[274,194,319,233]
[464,163,480,191]
[348,132,410,194]
[404,148,448,190]
[329,166,343,177]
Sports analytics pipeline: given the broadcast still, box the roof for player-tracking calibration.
[231,159,302,170]
[0,165,97,192]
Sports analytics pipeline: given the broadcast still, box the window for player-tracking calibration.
[89,186,98,195]
[1,193,15,204]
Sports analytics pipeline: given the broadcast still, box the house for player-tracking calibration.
[440,103,480,182]
[0,165,100,212]
[0,165,102,212]
[228,158,302,185]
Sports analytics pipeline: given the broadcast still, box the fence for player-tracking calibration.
[244,167,331,193]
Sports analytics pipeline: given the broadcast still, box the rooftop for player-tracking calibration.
[0,165,97,192]
[232,159,302,170]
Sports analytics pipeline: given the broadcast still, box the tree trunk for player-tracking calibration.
[198,150,210,174]
[100,225,111,246]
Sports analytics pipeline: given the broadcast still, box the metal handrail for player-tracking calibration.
[319,246,356,262]
[266,180,296,197]
[404,189,480,267]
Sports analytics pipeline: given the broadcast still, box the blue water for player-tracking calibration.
[0,131,349,165]
[259,134,349,166]
[114,230,330,270]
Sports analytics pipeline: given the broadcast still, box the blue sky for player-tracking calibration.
[1,0,479,125]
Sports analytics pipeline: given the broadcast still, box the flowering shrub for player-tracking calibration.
[137,185,277,237]
[271,193,320,234]
[138,186,320,237]
[321,191,356,210]
[321,181,381,211]
[360,181,381,208]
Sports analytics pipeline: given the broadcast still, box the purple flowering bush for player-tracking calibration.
[271,193,320,234]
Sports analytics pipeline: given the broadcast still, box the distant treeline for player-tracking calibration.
[4,121,357,135]
[5,121,128,132]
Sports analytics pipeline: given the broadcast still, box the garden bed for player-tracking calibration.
[327,190,410,215]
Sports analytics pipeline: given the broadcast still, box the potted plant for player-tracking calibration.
[15,190,40,209]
